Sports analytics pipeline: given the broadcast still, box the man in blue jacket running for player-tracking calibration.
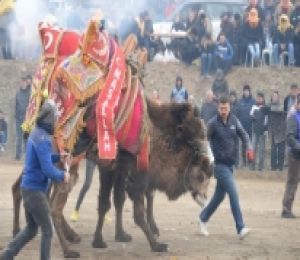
[1,100,69,260]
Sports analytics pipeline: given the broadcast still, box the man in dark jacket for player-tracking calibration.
[199,96,254,239]
[282,97,300,218]
[200,89,218,124]
[269,91,286,171]
[212,69,229,99]
[0,100,69,260]
[15,77,31,160]
[284,83,299,113]
[250,92,269,171]
[290,0,300,27]
[238,85,256,166]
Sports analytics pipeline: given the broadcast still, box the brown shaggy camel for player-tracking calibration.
[11,99,213,258]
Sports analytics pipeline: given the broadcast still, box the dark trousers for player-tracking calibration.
[282,154,300,213]
[15,119,25,159]
[2,189,53,260]
[271,138,285,171]
[215,56,232,74]
[75,159,97,211]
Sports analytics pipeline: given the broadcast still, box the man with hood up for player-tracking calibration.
[0,100,69,260]
[212,69,229,99]
[170,76,189,103]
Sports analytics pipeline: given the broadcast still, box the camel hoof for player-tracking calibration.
[115,231,132,242]
[92,239,107,249]
[67,234,81,244]
[64,250,80,258]
[151,242,168,252]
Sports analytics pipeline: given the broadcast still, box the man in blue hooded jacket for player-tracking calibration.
[1,100,69,260]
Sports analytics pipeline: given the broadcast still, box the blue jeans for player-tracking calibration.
[200,163,245,233]
[272,43,295,65]
[248,43,260,59]
[201,53,213,75]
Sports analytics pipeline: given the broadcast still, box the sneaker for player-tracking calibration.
[199,219,209,236]
[281,211,296,219]
[70,210,79,222]
[239,227,251,240]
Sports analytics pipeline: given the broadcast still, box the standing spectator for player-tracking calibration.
[242,8,265,65]
[238,85,256,167]
[211,69,229,99]
[250,92,269,171]
[290,0,300,27]
[272,14,295,66]
[284,83,299,113]
[0,110,8,152]
[269,91,286,171]
[170,76,188,103]
[293,21,300,66]
[274,0,294,25]
[215,32,234,74]
[200,32,215,78]
[0,100,69,260]
[200,89,218,124]
[15,76,31,160]
[245,0,265,21]
[70,159,97,222]
[281,97,300,218]
[199,96,253,239]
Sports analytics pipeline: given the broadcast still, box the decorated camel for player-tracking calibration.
[11,17,214,258]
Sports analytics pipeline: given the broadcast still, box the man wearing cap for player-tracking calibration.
[0,100,70,260]
[15,76,31,160]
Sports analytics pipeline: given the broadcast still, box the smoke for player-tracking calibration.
[9,0,50,59]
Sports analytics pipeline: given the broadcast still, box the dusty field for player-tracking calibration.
[0,160,300,260]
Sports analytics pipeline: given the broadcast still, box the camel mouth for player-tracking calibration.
[192,192,207,208]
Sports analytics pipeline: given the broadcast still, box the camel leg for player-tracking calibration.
[12,172,23,237]
[127,172,168,252]
[50,165,80,258]
[61,215,81,244]
[113,169,132,242]
[92,166,115,249]
[146,190,160,237]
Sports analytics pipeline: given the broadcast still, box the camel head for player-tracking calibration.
[146,98,214,205]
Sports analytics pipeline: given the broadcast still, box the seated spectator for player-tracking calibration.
[290,0,300,27]
[294,21,300,66]
[200,89,218,124]
[220,12,234,44]
[268,91,286,172]
[171,14,186,32]
[170,76,188,103]
[245,0,265,22]
[242,8,265,65]
[186,9,198,32]
[272,14,295,65]
[250,92,269,171]
[179,28,201,64]
[274,0,294,25]
[211,69,229,99]
[214,32,233,74]
[0,110,7,152]
[232,13,243,65]
[263,0,276,19]
[200,32,215,78]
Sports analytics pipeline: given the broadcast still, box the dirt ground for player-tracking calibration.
[1,160,300,260]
